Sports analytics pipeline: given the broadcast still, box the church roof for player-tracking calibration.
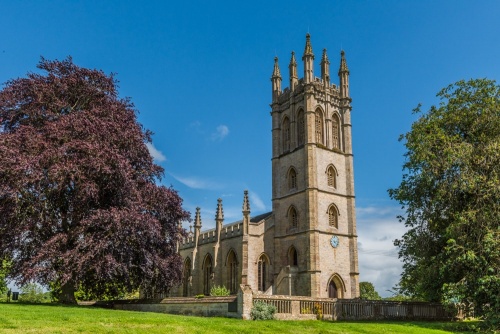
[250,211,273,223]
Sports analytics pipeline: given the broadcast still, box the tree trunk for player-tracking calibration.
[59,281,77,304]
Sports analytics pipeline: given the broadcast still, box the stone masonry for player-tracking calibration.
[171,34,359,299]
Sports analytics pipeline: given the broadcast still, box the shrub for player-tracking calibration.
[19,283,48,303]
[250,301,276,320]
[210,285,230,296]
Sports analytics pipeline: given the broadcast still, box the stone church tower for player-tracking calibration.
[172,34,359,299]
[270,34,359,298]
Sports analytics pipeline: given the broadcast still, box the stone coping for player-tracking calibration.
[95,296,237,306]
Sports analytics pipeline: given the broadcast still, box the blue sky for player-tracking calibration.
[2,1,499,297]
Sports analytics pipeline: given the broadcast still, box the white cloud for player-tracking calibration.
[210,125,229,141]
[170,173,223,190]
[356,205,407,297]
[249,191,266,212]
[146,143,166,162]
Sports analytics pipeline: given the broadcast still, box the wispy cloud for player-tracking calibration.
[170,173,223,190]
[210,125,229,141]
[146,143,166,162]
[249,191,266,212]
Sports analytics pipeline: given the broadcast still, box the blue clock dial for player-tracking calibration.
[330,236,339,248]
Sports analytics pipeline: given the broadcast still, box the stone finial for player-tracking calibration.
[321,48,330,64]
[194,207,202,228]
[339,50,349,74]
[242,190,250,213]
[289,51,297,68]
[271,57,281,78]
[215,198,224,221]
[303,33,314,57]
[321,48,330,83]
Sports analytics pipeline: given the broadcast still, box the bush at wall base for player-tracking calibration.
[250,301,276,320]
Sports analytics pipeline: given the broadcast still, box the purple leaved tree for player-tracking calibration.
[0,57,189,303]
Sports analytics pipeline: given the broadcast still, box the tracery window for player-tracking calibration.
[227,250,238,294]
[315,109,324,144]
[328,205,338,228]
[282,117,290,152]
[332,114,341,150]
[289,206,298,229]
[203,255,213,295]
[297,110,305,146]
[288,168,297,190]
[257,255,268,292]
[327,166,336,188]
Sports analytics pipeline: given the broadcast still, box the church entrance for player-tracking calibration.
[328,281,338,299]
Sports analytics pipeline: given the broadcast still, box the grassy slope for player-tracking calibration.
[0,303,474,334]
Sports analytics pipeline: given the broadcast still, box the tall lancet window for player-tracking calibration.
[297,110,305,146]
[289,206,298,230]
[282,117,290,152]
[203,254,213,295]
[183,258,191,297]
[258,255,268,292]
[315,109,324,145]
[332,114,341,150]
[227,250,238,294]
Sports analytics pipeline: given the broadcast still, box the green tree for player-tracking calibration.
[19,283,47,303]
[389,79,500,328]
[359,282,381,300]
[0,260,10,294]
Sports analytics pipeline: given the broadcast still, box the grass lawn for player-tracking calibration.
[0,303,476,334]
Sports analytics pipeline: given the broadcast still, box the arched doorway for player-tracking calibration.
[328,280,338,298]
[327,274,345,299]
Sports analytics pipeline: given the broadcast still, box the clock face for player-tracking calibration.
[330,236,339,248]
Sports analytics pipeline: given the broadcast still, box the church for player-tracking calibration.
[172,34,359,299]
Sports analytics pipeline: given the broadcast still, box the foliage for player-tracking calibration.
[313,303,323,320]
[0,259,10,294]
[18,283,50,303]
[250,301,276,320]
[0,57,190,304]
[389,78,500,329]
[210,285,230,296]
[359,282,382,300]
[0,303,481,334]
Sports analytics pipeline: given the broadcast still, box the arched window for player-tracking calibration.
[183,258,191,297]
[288,246,298,266]
[328,205,338,228]
[315,109,324,145]
[288,168,297,190]
[282,117,290,152]
[332,114,341,150]
[288,206,298,230]
[203,254,213,295]
[227,250,238,294]
[297,110,305,146]
[327,165,336,188]
[257,255,268,292]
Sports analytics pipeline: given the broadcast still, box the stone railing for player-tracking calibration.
[251,295,457,321]
[103,285,460,321]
